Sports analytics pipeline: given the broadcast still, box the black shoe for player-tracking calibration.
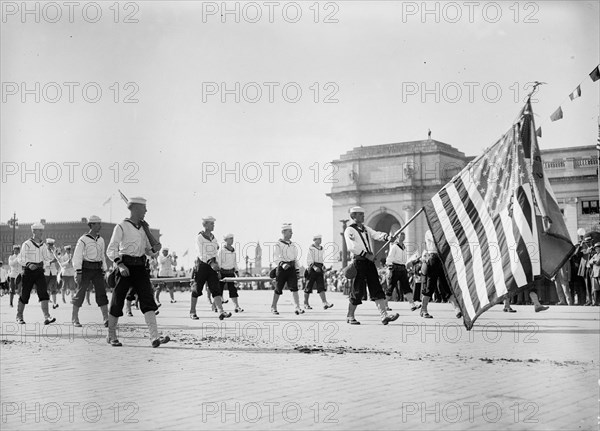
[304,304,312,310]
[271,308,279,315]
[218,312,232,320]
[156,303,162,308]
[127,311,133,317]
[346,318,360,325]
[382,313,400,325]
[44,317,56,325]
[456,311,463,319]
[503,307,517,313]
[235,307,244,313]
[324,303,334,310]
[154,310,160,315]
[16,317,25,324]
[410,304,422,312]
[104,320,109,327]
[107,338,123,347]
[152,336,170,348]
[190,314,199,320]
[420,311,433,319]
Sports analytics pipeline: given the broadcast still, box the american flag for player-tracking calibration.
[424,102,572,329]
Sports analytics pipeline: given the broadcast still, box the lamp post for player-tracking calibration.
[8,212,18,247]
[245,255,249,275]
[340,219,348,267]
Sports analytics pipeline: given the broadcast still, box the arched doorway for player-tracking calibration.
[368,212,402,265]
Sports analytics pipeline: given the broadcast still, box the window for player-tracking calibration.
[582,200,599,215]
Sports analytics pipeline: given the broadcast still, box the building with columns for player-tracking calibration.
[328,139,599,268]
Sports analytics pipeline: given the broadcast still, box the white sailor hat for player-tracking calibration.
[88,215,102,224]
[281,223,293,231]
[31,222,44,230]
[163,246,169,251]
[127,196,147,207]
[224,233,234,240]
[13,244,20,249]
[349,206,365,214]
[46,238,55,244]
[202,216,216,223]
[595,242,600,248]
[65,245,72,249]
[313,234,322,240]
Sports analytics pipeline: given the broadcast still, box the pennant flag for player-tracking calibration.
[102,196,112,206]
[182,249,189,257]
[550,106,563,122]
[589,65,600,82]
[535,127,542,137]
[568,85,581,100]
[423,101,573,329]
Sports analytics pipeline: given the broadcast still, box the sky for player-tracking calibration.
[2,0,599,268]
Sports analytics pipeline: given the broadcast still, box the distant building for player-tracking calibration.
[328,139,599,303]
[0,218,160,263]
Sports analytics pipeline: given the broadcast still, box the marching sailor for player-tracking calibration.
[421,229,462,319]
[304,234,333,310]
[8,245,22,308]
[156,248,177,306]
[44,238,61,309]
[385,232,420,312]
[106,197,170,347]
[60,245,76,304]
[271,223,304,315]
[71,215,110,327]
[17,223,56,325]
[217,233,244,313]
[190,216,231,320]
[343,207,399,325]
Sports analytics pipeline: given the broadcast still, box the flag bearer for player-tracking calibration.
[343,207,399,325]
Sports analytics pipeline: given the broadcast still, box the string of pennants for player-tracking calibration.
[534,64,600,138]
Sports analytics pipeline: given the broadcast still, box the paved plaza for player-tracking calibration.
[1,290,598,430]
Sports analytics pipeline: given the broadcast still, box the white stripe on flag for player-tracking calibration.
[499,206,528,287]
[445,183,490,308]
[461,170,509,297]
[431,193,477,319]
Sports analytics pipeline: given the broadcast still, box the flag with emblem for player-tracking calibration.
[424,101,574,330]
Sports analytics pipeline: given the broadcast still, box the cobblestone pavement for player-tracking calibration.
[1,290,598,430]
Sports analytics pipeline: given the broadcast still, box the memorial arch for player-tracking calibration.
[327,139,469,268]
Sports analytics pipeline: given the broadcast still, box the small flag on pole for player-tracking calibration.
[589,65,600,82]
[118,190,129,204]
[182,249,189,257]
[550,106,563,122]
[102,196,112,206]
[568,85,581,100]
[535,127,542,137]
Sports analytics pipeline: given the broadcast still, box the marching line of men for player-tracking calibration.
[9,201,591,339]
[12,197,170,348]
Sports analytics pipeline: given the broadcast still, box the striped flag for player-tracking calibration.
[424,102,572,329]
